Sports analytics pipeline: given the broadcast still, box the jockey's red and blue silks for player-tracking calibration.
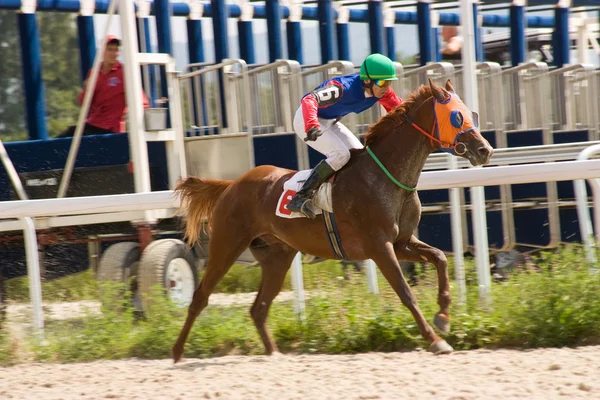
[301,73,402,132]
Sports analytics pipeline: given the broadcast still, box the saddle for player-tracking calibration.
[276,170,346,259]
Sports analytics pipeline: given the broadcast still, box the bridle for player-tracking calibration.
[401,93,478,156]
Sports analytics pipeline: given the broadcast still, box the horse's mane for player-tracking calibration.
[364,85,433,147]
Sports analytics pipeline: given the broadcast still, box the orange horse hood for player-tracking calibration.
[433,92,479,153]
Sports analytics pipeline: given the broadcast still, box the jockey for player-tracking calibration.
[287,53,404,218]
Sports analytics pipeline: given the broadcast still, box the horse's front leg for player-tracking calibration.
[370,241,453,355]
[394,235,451,334]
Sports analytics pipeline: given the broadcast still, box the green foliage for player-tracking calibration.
[487,245,600,348]
[1,245,599,364]
[395,51,418,66]
[206,264,265,293]
[31,283,138,363]
[205,259,351,294]
[0,11,27,141]
[38,13,81,137]
[0,11,80,141]
[5,269,98,303]
[0,331,17,366]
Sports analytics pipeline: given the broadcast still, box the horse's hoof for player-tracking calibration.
[269,351,285,358]
[433,313,451,334]
[172,355,183,364]
[172,345,184,364]
[429,339,453,355]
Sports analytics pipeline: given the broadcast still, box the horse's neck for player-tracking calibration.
[366,119,433,190]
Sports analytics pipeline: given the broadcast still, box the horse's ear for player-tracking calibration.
[429,78,448,102]
[445,79,455,93]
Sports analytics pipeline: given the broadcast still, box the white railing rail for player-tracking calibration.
[418,159,600,190]
[0,191,178,220]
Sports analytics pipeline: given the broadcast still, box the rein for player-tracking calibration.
[403,114,455,151]
[366,146,416,192]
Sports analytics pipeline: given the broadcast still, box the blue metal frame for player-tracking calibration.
[336,21,350,61]
[473,3,483,62]
[211,0,229,62]
[437,11,553,29]
[286,21,303,64]
[368,0,384,54]
[417,0,432,65]
[154,0,173,128]
[0,135,169,201]
[0,0,599,12]
[509,3,526,66]
[76,15,95,84]
[18,13,47,140]
[553,5,570,67]
[482,0,600,5]
[238,20,256,64]
[0,1,562,28]
[187,18,209,128]
[211,0,228,128]
[138,17,158,107]
[434,27,442,62]
[317,0,334,63]
[386,26,395,60]
[155,0,173,57]
[265,0,282,62]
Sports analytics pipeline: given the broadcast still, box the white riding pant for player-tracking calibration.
[293,107,363,171]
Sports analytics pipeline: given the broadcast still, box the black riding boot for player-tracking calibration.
[287,160,336,219]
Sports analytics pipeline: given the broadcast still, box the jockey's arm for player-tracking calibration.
[302,80,344,133]
[378,89,403,113]
[301,94,320,133]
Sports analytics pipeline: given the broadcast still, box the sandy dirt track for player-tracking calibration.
[1,345,599,400]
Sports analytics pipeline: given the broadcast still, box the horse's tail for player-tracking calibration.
[175,177,233,245]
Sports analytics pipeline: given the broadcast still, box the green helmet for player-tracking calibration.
[359,53,398,81]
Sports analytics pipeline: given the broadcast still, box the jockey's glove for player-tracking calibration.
[304,126,322,142]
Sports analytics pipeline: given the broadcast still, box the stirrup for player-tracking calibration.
[287,194,317,219]
[298,199,318,219]
[287,160,334,218]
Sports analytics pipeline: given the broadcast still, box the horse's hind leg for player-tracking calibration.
[172,227,253,363]
[371,241,453,355]
[394,235,451,334]
[248,240,297,355]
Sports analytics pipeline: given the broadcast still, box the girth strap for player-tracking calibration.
[321,211,348,260]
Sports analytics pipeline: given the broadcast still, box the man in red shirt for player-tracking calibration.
[56,36,149,138]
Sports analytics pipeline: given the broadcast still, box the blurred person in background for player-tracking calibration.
[440,26,463,63]
[56,35,148,138]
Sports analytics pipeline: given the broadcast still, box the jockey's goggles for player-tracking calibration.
[373,79,392,88]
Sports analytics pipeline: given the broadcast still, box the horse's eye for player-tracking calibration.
[450,110,463,128]
[472,111,480,128]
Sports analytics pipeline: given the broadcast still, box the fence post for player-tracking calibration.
[291,252,306,320]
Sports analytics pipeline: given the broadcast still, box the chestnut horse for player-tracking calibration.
[172,79,493,362]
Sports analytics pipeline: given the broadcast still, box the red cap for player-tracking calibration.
[106,35,121,45]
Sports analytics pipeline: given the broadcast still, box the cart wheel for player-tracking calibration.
[138,239,198,309]
[96,242,141,307]
[96,242,141,284]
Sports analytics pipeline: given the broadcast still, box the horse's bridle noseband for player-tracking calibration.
[401,94,475,156]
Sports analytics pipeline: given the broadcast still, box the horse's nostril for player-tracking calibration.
[478,146,492,158]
